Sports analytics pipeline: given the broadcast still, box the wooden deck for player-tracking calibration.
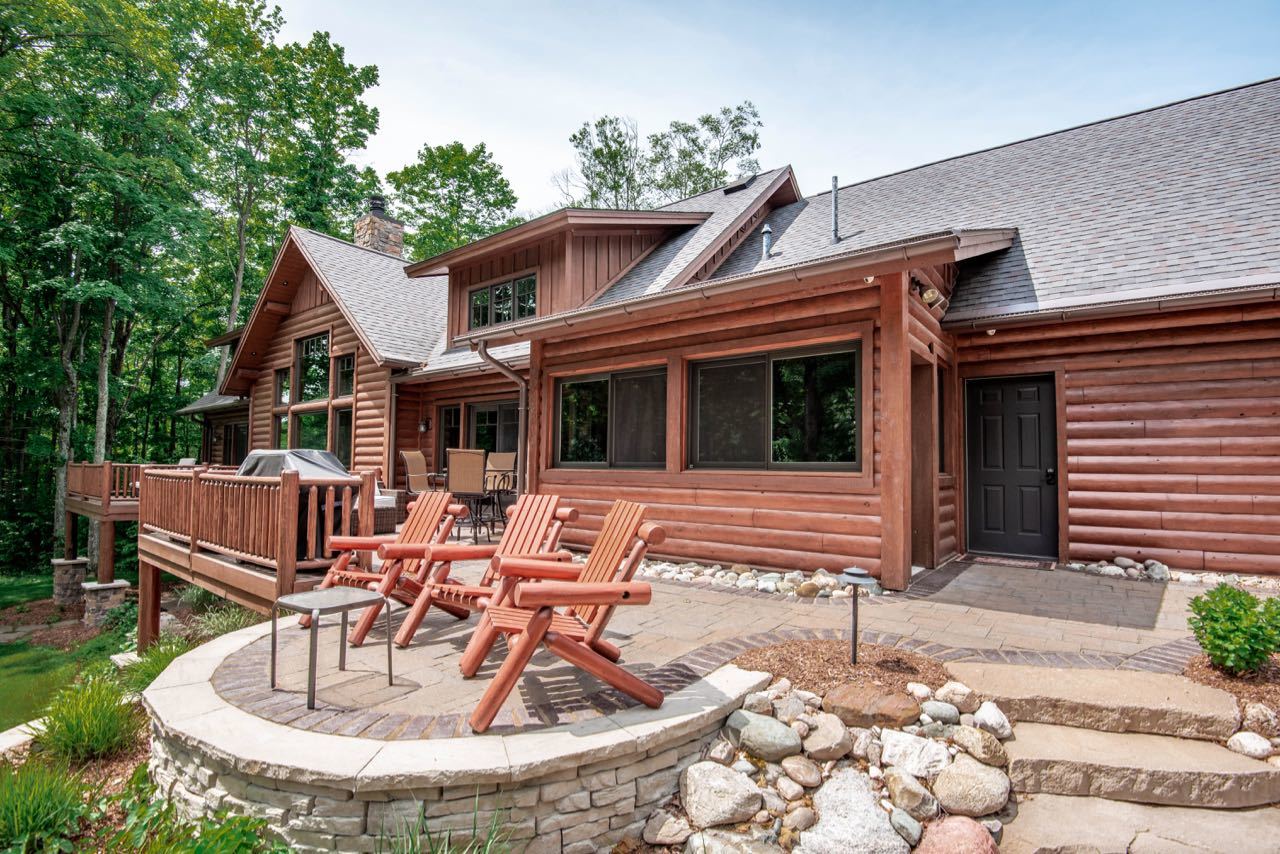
[136,467,376,648]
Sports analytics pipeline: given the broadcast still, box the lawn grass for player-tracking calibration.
[0,576,52,611]
[0,631,125,732]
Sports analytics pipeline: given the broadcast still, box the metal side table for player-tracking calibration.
[271,587,393,709]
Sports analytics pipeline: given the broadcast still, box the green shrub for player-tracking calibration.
[1188,583,1280,675]
[190,604,259,641]
[109,764,287,853]
[176,584,220,614]
[375,799,508,853]
[122,634,193,693]
[0,760,87,851]
[40,674,141,762]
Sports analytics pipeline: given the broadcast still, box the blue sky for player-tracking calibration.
[276,1,1280,212]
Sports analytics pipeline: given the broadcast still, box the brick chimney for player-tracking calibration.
[353,195,404,257]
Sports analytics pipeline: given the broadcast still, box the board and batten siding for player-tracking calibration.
[529,281,886,573]
[954,301,1280,574]
[245,270,391,473]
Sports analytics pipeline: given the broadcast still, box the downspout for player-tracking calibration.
[475,341,528,495]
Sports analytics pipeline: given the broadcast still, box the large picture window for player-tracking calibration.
[296,334,329,401]
[690,345,859,470]
[468,274,536,330]
[295,410,329,450]
[556,369,665,468]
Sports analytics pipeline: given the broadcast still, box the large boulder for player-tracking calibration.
[725,709,803,761]
[1243,703,1279,738]
[974,700,1013,739]
[802,712,853,760]
[949,725,1008,767]
[935,680,980,713]
[823,684,921,728]
[795,770,910,854]
[644,810,693,846]
[931,754,1010,817]
[680,761,762,829]
[883,766,939,821]
[879,728,951,778]
[914,816,1000,854]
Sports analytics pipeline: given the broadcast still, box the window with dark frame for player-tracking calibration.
[333,407,353,467]
[294,410,328,450]
[690,344,859,470]
[274,368,291,405]
[438,405,461,470]
[274,414,289,449]
[468,274,536,330]
[556,369,666,468]
[296,333,329,401]
[335,354,355,397]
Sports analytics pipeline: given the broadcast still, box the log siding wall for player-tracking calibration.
[955,302,1280,575]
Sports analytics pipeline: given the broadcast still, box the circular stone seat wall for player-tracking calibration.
[143,622,768,853]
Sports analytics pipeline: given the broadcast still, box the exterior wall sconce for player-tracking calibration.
[418,417,431,433]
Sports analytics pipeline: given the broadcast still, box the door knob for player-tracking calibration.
[1045,467,1057,485]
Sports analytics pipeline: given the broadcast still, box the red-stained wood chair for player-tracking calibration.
[460,499,666,733]
[300,490,466,646]
[377,493,578,648]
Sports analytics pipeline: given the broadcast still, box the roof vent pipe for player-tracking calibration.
[831,176,839,244]
[761,223,773,261]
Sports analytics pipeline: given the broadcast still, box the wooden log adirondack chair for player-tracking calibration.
[377,493,578,648]
[459,499,666,733]
[301,490,465,646]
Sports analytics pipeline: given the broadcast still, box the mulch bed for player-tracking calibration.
[27,622,101,650]
[0,598,83,631]
[1184,652,1280,712]
[733,640,950,696]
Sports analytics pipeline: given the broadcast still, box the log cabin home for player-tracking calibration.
[210,79,1280,592]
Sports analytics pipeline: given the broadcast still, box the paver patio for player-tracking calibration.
[212,558,1200,740]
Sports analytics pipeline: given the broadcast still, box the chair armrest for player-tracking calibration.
[555,507,580,523]
[502,550,573,562]
[329,534,398,552]
[379,542,499,561]
[496,556,583,581]
[513,581,652,608]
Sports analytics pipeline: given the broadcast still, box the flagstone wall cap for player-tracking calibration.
[143,620,770,791]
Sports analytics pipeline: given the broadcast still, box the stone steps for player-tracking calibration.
[945,662,1240,740]
[1001,793,1280,854]
[1006,722,1280,808]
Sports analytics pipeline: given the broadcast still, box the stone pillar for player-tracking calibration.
[51,557,89,606]
[81,580,131,627]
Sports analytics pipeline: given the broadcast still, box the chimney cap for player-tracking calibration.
[366,195,388,217]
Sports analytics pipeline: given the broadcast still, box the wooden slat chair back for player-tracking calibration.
[460,499,665,732]
[302,490,461,646]
[400,450,431,493]
[446,448,486,495]
[385,492,573,648]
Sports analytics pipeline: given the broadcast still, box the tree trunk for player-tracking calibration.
[53,301,83,545]
[86,298,115,574]
[216,202,251,384]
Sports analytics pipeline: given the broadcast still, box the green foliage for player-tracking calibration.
[40,673,141,762]
[375,799,509,854]
[1188,583,1280,675]
[190,603,260,641]
[109,763,288,853]
[0,577,51,612]
[122,634,193,693]
[176,584,221,613]
[555,101,763,209]
[0,760,87,853]
[388,142,520,261]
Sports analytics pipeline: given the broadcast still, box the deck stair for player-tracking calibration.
[946,663,1280,810]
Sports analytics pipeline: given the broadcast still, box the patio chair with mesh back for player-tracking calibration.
[447,448,493,542]
[399,449,433,495]
[485,451,517,515]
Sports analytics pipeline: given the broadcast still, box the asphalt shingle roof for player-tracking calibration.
[291,227,448,365]
[710,79,1280,322]
[175,391,247,416]
[594,167,791,305]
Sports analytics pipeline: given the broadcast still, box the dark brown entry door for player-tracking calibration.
[965,375,1058,558]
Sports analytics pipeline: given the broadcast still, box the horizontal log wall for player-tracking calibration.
[533,283,887,573]
[955,301,1280,574]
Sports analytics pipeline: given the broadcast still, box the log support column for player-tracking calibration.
[64,511,77,560]
[879,273,912,591]
[97,519,115,583]
[138,561,161,651]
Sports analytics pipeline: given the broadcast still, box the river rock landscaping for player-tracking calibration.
[638,665,1016,852]
[635,562,883,599]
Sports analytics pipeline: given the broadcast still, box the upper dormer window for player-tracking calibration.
[469,274,536,330]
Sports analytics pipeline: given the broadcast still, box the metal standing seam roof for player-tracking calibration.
[175,391,248,416]
[289,227,449,365]
[710,78,1280,323]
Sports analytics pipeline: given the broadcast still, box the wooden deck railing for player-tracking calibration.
[67,461,156,507]
[139,466,376,595]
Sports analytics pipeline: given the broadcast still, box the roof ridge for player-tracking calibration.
[291,225,411,265]
[656,165,789,210]
[803,76,1280,201]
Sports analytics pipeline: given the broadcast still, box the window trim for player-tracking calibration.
[466,270,538,331]
[554,367,667,470]
[688,342,861,472]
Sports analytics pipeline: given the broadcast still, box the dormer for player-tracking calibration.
[404,209,712,346]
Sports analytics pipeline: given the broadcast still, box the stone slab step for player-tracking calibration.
[1001,792,1280,854]
[1006,722,1280,808]
[946,662,1240,740]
